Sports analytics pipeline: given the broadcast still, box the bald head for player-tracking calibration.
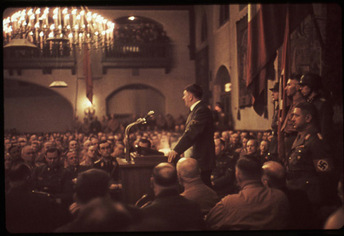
[176,157,200,180]
[262,161,286,189]
[152,162,178,187]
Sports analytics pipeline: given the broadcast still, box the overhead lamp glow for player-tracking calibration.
[49,81,68,88]
[128,16,135,21]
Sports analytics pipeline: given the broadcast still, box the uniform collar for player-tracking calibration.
[190,100,201,111]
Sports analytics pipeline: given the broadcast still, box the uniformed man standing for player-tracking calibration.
[287,102,335,214]
[299,73,334,147]
[269,82,279,159]
[280,74,306,163]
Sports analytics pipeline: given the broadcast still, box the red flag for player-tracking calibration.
[83,43,93,103]
[247,4,313,116]
[247,4,286,116]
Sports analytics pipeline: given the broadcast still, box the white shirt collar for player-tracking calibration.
[190,100,201,111]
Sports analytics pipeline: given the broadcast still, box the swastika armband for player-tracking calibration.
[313,158,332,173]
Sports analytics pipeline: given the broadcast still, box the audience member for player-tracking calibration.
[227,132,242,154]
[324,175,344,229]
[262,161,316,229]
[6,163,70,233]
[31,147,74,207]
[206,157,290,230]
[212,138,239,197]
[94,140,120,183]
[4,107,342,232]
[135,162,205,231]
[135,138,164,156]
[65,150,89,179]
[17,136,28,147]
[36,141,56,167]
[258,140,275,164]
[20,145,37,170]
[8,144,22,167]
[176,157,219,216]
[55,169,133,232]
[80,144,99,167]
[111,142,125,159]
[242,139,262,166]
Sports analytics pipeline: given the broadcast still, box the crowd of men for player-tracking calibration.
[4,73,343,232]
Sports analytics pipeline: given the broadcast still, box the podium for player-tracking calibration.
[117,155,168,205]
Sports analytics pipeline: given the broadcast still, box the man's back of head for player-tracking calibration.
[176,157,200,183]
[151,162,178,189]
[261,161,286,189]
[235,157,262,185]
[75,168,110,205]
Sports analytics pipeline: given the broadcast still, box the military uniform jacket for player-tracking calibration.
[94,157,120,182]
[286,127,333,204]
[31,164,74,195]
[173,101,215,171]
[308,94,334,146]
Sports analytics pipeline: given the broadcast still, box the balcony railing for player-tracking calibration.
[4,40,172,74]
[102,41,172,73]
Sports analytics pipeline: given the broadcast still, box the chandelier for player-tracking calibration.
[3,7,115,50]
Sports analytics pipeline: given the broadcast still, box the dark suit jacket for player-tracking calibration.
[173,101,215,172]
[140,189,205,231]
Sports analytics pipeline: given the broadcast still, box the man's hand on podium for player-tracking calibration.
[168,150,178,162]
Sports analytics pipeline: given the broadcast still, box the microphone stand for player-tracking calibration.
[124,118,146,163]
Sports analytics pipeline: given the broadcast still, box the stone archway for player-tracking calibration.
[4,79,74,133]
[106,83,165,123]
[214,66,234,129]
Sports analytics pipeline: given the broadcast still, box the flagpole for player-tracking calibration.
[277,5,290,164]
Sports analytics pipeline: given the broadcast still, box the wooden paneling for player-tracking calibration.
[117,156,168,205]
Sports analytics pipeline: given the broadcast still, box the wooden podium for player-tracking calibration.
[117,156,168,205]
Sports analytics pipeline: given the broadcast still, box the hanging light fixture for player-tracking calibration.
[49,80,68,88]
[3,6,115,51]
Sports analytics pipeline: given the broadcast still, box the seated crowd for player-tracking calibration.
[4,111,343,232]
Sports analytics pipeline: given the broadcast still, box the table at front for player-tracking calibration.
[117,156,168,205]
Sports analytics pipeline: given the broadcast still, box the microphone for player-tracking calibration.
[137,111,155,124]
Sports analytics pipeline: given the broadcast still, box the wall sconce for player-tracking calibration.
[225,83,231,92]
[84,104,95,118]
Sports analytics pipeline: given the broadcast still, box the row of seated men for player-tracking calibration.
[6,153,343,233]
[4,125,343,232]
[6,139,343,232]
